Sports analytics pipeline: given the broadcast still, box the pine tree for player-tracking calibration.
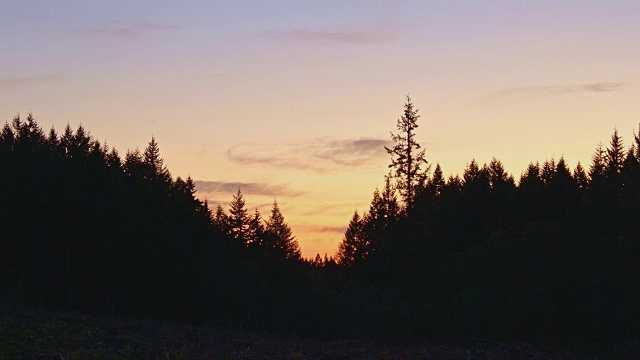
[385,95,429,208]
[605,129,625,189]
[19,113,46,146]
[47,127,59,150]
[573,162,588,191]
[427,163,446,198]
[213,204,230,234]
[0,122,15,154]
[336,211,367,266]
[202,199,213,220]
[446,174,463,192]
[72,124,91,156]
[124,148,144,179]
[143,136,171,184]
[550,157,579,219]
[541,158,556,187]
[363,189,385,256]
[589,143,609,220]
[361,174,400,259]
[463,159,483,185]
[228,189,249,244]
[381,172,400,222]
[622,144,640,196]
[517,162,545,222]
[170,176,190,198]
[312,253,323,268]
[59,124,74,157]
[519,162,542,188]
[247,207,264,247]
[589,143,606,187]
[264,200,301,260]
[487,157,513,189]
[106,148,122,170]
[185,176,196,197]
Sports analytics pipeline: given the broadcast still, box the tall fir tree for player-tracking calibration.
[385,95,429,208]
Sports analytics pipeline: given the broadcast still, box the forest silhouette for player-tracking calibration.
[1,100,639,345]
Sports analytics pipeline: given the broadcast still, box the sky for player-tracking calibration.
[2,1,639,258]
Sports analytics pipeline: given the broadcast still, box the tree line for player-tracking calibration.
[333,96,640,342]
[1,104,639,344]
[0,114,306,328]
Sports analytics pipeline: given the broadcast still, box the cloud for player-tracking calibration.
[226,137,391,172]
[297,224,346,234]
[316,138,390,166]
[0,74,63,92]
[194,180,304,198]
[301,202,369,217]
[484,82,624,103]
[75,21,177,40]
[261,29,398,45]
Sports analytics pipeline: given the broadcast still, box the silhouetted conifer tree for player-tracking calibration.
[518,162,545,223]
[264,201,301,260]
[228,189,250,244]
[47,127,59,149]
[143,136,171,184]
[0,122,15,155]
[589,143,606,187]
[487,158,513,189]
[549,157,579,220]
[247,207,264,248]
[427,163,445,198]
[589,143,608,220]
[573,162,588,191]
[385,95,429,208]
[363,174,400,256]
[213,204,230,234]
[605,129,625,181]
[336,211,367,266]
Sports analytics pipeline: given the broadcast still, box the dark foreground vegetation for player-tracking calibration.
[1,306,626,359]
[1,98,639,351]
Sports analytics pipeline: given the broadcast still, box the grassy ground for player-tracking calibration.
[0,306,631,359]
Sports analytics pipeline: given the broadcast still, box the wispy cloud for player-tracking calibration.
[194,180,304,198]
[0,74,63,92]
[262,29,398,45]
[317,138,390,165]
[297,224,346,235]
[227,137,391,172]
[75,21,177,40]
[484,82,625,104]
[301,202,369,217]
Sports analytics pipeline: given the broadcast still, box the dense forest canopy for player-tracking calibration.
[1,107,639,344]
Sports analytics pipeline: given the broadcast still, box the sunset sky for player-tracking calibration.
[2,1,639,258]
